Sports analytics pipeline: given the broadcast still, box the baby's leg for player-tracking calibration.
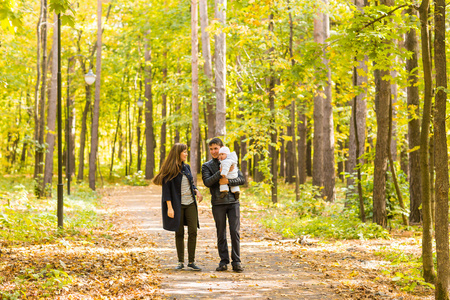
[220,184,229,192]
[230,186,240,193]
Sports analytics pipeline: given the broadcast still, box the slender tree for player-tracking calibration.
[347,0,368,201]
[43,15,58,195]
[89,0,103,190]
[199,0,215,143]
[322,1,335,202]
[144,29,155,179]
[405,8,421,224]
[214,0,226,136]
[190,0,200,184]
[433,0,449,297]
[372,0,394,227]
[312,3,324,190]
[418,0,435,282]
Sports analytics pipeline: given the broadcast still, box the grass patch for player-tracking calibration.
[245,180,389,240]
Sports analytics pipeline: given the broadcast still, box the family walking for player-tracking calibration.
[153,138,245,272]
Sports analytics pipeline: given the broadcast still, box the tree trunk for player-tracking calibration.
[77,84,91,182]
[89,0,102,190]
[419,0,436,283]
[372,0,394,227]
[110,102,121,178]
[35,0,48,196]
[298,110,307,184]
[144,30,155,179]
[405,8,421,224]
[348,0,368,197]
[34,0,43,179]
[433,0,449,296]
[43,15,58,195]
[160,52,168,168]
[67,59,76,180]
[372,66,389,227]
[312,6,324,190]
[199,0,215,144]
[390,68,398,161]
[279,131,285,178]
[322,7,335,202]
[214,0,226,136]
[190,0,200,185]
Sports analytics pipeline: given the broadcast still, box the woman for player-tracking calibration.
[153,143,203,271]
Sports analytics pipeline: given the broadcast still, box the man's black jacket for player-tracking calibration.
[201,158,245,206]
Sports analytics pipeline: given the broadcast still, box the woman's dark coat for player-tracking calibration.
[161,163,199,231]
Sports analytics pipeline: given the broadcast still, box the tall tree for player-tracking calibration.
[43,14,58,195]
[214,0,226,136]
[190,0,200,184]
[372,0,394,227]
[312,3,324,190]
[268,13,277,204]
[144,29,155,179]
[348,0,368,201]
[89,0,102,190]
[418,0,435,283]
[433,0,449,297]
[322,1,335,202]
[405,8,421,224]
[35,0,48,195]
[199,0,215,143]
[160,52,168,168]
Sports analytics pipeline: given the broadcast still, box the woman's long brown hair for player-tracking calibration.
[153,143,187,185]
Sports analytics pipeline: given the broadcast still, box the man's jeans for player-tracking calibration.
[212,203,241,266]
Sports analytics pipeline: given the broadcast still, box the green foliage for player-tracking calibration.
[376,247,435,292]
[249,181,390,240]
[123,170,148,186]
[13,264,73,296]
[0,176,100,244]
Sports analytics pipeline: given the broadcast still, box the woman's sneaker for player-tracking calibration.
[187,262,202,271]
[175,262,184,270]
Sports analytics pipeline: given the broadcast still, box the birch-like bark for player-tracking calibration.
[199,0,215,143]
[89,0,102,190]
[43,14,58,194]
[190,0,200,184]
[214,0,226,136]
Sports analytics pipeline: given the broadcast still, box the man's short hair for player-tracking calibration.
[209,137,224,147]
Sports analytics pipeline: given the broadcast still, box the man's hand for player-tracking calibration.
[229,165,234,172]
[195,189,203,203]
[219,177,229,185]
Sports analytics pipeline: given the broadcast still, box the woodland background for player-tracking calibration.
[1,0,450,298]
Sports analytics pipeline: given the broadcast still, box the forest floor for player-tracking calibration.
[0,184,434,299]
[105,185,434,300]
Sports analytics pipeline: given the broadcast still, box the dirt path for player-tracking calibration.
[107,185,341,300]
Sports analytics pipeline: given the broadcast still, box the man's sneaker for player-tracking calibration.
[175,262,184,270]
[232,264,244,273]
[234,191,240,200]
[187,262,202,271]
[220,191,228,198]
[216,264,227,271]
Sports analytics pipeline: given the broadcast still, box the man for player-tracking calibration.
[202,138,245,272]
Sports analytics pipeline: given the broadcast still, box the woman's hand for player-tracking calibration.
[195,189,203,203]
[167,201,174,218]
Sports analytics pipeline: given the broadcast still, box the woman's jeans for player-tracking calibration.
[175,202,198,263]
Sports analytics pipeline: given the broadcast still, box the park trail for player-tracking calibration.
[105,184,342,300]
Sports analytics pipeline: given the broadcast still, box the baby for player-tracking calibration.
[218,146,240,200]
